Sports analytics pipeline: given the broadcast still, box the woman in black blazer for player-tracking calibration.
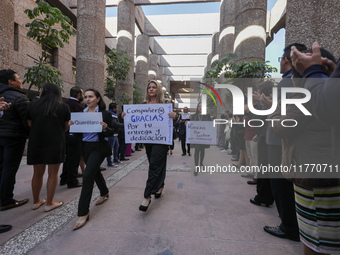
[72,89,113,230]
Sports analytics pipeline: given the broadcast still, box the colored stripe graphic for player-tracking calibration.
[197,87,217,105]
[197,82,222,106]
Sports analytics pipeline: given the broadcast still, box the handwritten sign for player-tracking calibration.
[124,104,173,145]
[70,112,103,133]
[181,113,190,120]
[186,121,217,145]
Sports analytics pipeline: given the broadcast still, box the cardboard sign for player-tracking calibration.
[186,121,217,145]
[124,104,173,145]
[70,112,103,133]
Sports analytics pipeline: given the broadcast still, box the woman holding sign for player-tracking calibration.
[191,102,211,176]
[139,80,177,212]
[72,89,113,230]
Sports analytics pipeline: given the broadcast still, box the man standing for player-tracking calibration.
[178,106,191,156]
[0,69,29,211]
[261,44,307,241]
[106,103,123,166]
[60,86,84,188]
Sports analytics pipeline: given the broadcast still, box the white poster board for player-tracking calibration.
[124,104,173,145]
[181,113,190,120]
[186,121,217,145]
[70,112,103,133]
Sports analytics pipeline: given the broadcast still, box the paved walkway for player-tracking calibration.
[0,140,301,255]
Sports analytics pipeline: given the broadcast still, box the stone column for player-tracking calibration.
[0,0,14,69]
[286,0,340,58]
[218,0,236,113]
[76,0,106,95]
[135,34,149,100]
[211,32,220,64]
[234,0,267,62]
[219,0,235,59]
[116,0,135,105]
[148,54,158,80]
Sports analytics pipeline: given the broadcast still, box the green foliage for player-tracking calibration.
[104,49,131,102]
[205,53,277,80]
[133,83,143,104]
[24,62,63,91]
[118,93,132,105]
[24,1,75,93]
[25,1,75,49]
[104,78,116,100]
[106,49,131,80]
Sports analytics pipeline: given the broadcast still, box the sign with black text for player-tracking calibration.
[70,112,103,133]
[186,121,217,145]
[124,104,173,145]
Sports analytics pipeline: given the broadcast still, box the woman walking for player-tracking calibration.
[139,80,177,212]
[27,83,70,212]
[72,89,113,230]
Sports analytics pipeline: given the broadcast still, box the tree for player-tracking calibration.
[23,1,75,92]
[104,49,131,102]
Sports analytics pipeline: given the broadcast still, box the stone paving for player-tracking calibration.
[0,141,302,255]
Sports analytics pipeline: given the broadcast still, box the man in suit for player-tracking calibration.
[0,69,29,211]
[178,106,191,156]
[60,86,84,188]
[261,44,307,242]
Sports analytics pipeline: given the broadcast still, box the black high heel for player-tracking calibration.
[139,199,151,212]
[154,186,164,199]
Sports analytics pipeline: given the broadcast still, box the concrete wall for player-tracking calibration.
[0,0,15,69]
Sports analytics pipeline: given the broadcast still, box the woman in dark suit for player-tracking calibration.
[139,80,177,212]
[191,102,211,175]
[72,89,113,230]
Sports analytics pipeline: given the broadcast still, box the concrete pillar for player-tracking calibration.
[286,0,340,58]
[157,66,164,84]
[148,54,158,80]
[0,0,14,69]
[218,0,236,114]
[211,32,220,64]
[76,0,106,95]
[234,0,267,62]
[219,0,235,59]
[116,0,135,105]
[135,34,149,99]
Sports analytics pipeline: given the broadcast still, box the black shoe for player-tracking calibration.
[135,148,141,151]
[0,224,12,233]
[181,153,186,156]
[231,158,239,161]
[120,158,130,161]
[100,166,106,171]
[0,198,29,211]
[247,178,257,185]
[155,186,164,199]
[67,181,82,189]
[188,152,191,156]
[250,198,272,207]
[139,200,151,212]
[113,160,122,164]
[131,149,135,153]
[60,180,67,186]
[263,226,300,242]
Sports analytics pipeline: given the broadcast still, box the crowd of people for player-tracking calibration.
[1,40,340,254]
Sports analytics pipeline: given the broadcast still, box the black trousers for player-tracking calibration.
[194,146,206,166]
[118,136,127,160]
[268,144,299,236]
[179,134,190,154]
[60,134,81,185]
[255,137,274,204]
[0,137,26,206]
[78,142,109,216]
[144,144,168,199]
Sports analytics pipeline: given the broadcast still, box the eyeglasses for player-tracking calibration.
[278,57,283,62]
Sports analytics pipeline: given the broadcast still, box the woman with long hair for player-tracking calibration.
[27,83,70,212]
[72,89,113,230]
[139,80,177,212]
